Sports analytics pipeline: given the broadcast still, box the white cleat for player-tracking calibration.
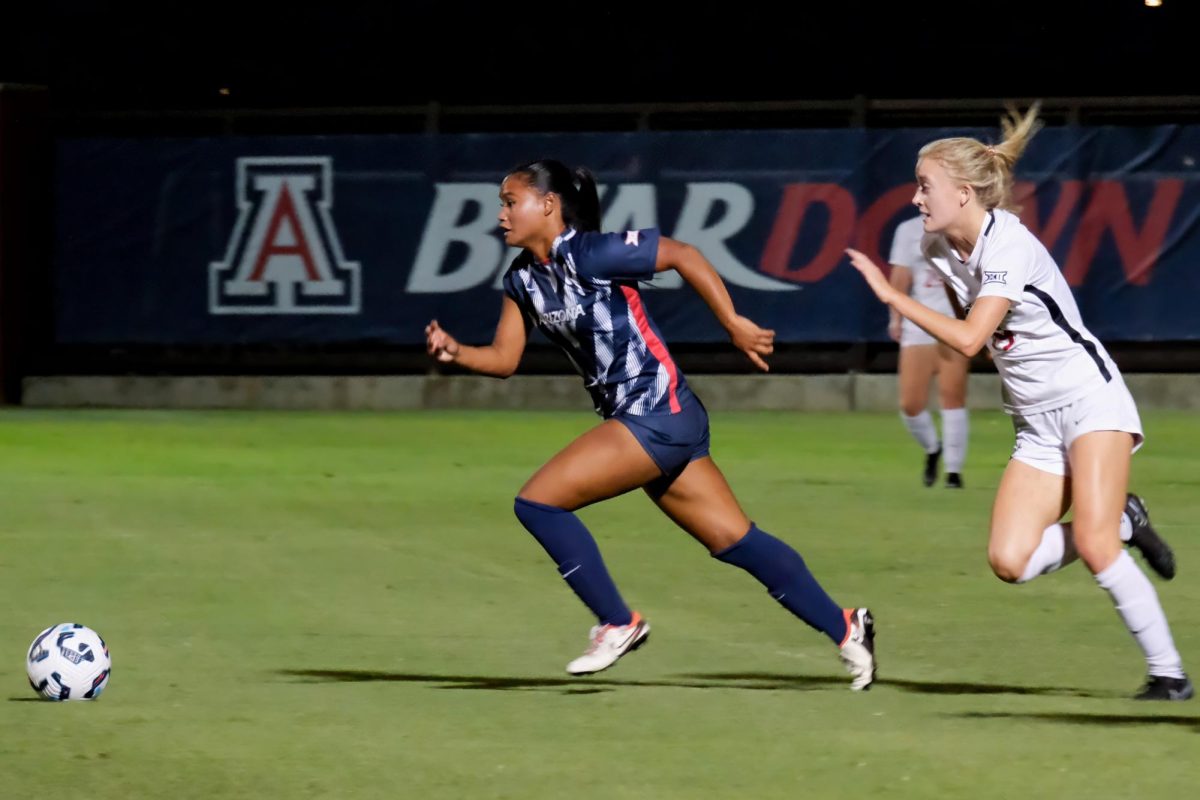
[565,612,650,675]
[838,608,877,691]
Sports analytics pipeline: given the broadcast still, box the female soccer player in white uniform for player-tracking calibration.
[846,107,1190,700]
[887,215,970,488]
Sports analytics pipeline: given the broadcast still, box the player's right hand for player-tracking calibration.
[425,320,460,363]
[888,317,902,342]
[845,248,899,306]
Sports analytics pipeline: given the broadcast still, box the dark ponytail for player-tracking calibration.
[505,159,602,232]
[569,167,601,233]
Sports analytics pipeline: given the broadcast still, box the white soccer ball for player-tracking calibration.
[26,623,112,701]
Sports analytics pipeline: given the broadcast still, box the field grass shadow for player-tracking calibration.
[956,711,1200,731]
[679,672,1102,698]
[280,668,1101,698]
[279,669,845,694]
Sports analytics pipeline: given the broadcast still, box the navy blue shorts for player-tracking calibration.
[614,393,711,481]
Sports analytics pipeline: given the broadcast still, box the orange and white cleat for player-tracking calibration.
[838,608,877,691]
[566,612,651,675]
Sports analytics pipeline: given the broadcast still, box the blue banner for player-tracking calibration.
[54,127,1200,344]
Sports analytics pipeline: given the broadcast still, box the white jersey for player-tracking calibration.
[889,216,954,314]
[922,209,1120,414]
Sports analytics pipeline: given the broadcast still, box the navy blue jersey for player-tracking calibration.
[502,227,692,418]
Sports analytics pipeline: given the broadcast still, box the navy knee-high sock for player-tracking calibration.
[514,497,633,627]
[713,524,848,645]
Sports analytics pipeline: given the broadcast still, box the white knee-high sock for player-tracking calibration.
[1095,551,1185,679]
[1018,522,1079,583]
[901,410,940,454]
[1119,512,1133,542]
[941,408,969,472]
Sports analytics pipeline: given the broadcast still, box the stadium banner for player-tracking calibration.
[54,127,1200,344]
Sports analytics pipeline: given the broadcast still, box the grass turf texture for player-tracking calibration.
[1,409,1197,798]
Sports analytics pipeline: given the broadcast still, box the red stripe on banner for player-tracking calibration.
[621,285,681,413]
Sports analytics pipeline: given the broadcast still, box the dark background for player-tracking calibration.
[2,1,1195,112]
[1,0,1197,401]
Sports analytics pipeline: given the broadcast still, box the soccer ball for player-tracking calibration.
[26,623,112,701]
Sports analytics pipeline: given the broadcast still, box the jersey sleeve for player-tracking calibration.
[573,229,660,282]
[500,266,536,332]
[501,251,531,302]
[501,267,521,302]
[977,237,1035,304]
[887,219,925,269]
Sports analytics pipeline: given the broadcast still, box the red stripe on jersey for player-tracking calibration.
[620,285,681,413]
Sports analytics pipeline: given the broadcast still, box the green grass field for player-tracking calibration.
[1,408,1197,799]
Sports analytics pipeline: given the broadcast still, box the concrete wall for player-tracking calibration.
[20,373,1200,411]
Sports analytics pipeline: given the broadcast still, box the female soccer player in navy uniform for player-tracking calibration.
[426,159,876,689]
[846,108,1190,700]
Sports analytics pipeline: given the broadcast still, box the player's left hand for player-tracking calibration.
[845,248,898,305]
[727,315,774,372]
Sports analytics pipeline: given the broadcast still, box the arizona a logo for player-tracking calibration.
[210,157,360,314]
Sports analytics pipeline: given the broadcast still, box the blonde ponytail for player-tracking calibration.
[917,103,1043,211]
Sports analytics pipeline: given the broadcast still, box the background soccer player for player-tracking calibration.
[887,214,971,488]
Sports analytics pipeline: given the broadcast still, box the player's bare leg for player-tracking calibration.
[898,345,941,486]
[646,457,876,690]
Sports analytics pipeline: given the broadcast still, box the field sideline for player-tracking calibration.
[1,409,1196,799]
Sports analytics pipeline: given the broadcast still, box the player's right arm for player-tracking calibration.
[425,296,528,378]
[886,264,913,341]
[846,247,1010,357]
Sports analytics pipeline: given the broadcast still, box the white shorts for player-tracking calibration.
[1010,379,1144,476]
[899,318,937,347]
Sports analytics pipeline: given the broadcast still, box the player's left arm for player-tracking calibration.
[847,247,1010,357]
[944,282,967,320]
[656,236,774,372]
